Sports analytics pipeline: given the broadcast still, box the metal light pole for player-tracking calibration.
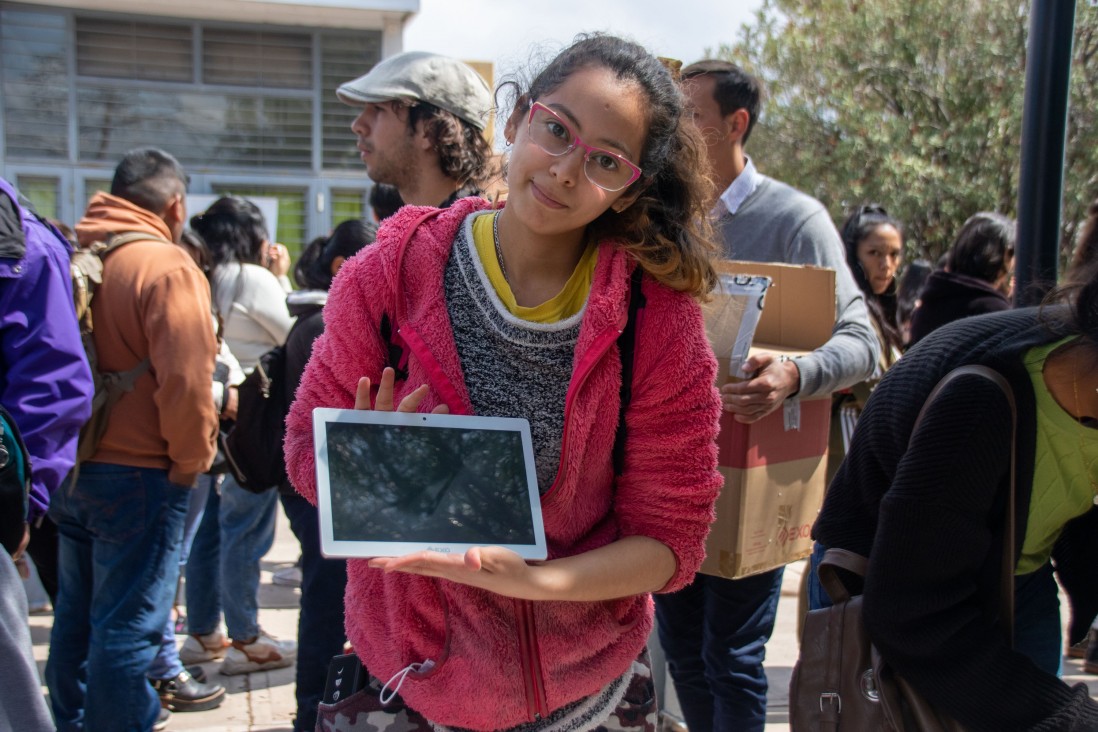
[1014,0,1077,306]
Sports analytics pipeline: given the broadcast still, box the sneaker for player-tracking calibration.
[1084,629,1098,674]
[153,707,171,731]
[220,629,297,675]
[1068,636,1090,660]
[151,669,226,712]
[272,566,303,588]
[178,629,231,665]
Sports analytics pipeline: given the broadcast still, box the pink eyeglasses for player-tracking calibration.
[526,102,643,192]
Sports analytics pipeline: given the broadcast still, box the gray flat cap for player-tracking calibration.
[337,51,492,131]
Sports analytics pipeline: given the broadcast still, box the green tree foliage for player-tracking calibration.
[717,0,1097,268]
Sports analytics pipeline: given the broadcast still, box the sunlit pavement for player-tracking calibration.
[27,510,1098,731]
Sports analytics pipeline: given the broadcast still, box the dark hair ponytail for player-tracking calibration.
[293,219,378,291]
[190,196,268,268]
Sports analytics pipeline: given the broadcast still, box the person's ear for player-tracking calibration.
[725,108,751,145]
[162,194,186,241]
[610,181,648,214]
[503,98,528,145]
[503,116,518,145]
[329,255,346,276]
[412,118,434,152]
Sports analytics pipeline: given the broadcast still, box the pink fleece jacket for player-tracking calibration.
[285,198,722,730]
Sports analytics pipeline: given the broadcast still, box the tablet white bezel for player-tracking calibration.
[312,407,547,560]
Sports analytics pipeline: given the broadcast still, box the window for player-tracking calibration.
[76,18,192,82]
[2,4,392,248]
[16,176,60,221]
[321,31,383,169]
[203,28,311,88]
[77,87,312,168]
[1,8,69,159]
[331,189,368,226]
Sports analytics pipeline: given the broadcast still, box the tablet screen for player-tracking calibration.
[312,409,547,559]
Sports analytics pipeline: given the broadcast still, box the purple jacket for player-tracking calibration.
[0,177,93,520]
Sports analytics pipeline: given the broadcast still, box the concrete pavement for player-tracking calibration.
[26,507,1098,731]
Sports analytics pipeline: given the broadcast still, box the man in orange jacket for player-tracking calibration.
[45,148,220,732]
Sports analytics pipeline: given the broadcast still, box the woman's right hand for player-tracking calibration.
[265,242,291,277]
[355,367,448,414]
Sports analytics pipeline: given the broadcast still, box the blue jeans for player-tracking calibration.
[654,568,784,732]
[806,543,1062,676]
[806,542,832,610]
[148,475,213,680]
[280,492,348,732]
[185,473,277,640]
[46,464,190,732]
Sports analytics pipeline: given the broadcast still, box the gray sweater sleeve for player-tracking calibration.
[783,208,879,398]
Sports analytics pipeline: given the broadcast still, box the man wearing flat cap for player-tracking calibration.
[283,53,493,730]
[339,51,493,208]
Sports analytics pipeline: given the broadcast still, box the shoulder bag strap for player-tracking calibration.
[818,548,869,603]
[391,208,447,326]
[911,364,1017,644]
[819,365,1017,639]
[612,265,646,477]
[380,208,449,381]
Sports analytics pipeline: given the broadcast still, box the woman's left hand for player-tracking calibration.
[368,546,546,598]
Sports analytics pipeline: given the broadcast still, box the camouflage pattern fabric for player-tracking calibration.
[316,650,656,732]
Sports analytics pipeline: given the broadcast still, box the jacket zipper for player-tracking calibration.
[402,309,622,721]
[543,321,627,500]
[515,598,549,720]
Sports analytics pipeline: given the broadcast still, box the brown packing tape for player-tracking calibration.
[700,458,827,580]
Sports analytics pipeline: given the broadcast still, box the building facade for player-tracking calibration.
[0,0,417,252]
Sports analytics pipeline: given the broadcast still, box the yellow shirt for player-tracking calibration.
[1016,337,1098,574]
[471,211,597,323]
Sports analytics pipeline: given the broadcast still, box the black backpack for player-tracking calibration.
[0,403,31,555]
[221,343,290,493]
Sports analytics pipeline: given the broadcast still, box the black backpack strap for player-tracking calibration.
[379,313,409,382]
[612,266,646,477]
[377,208,447,384]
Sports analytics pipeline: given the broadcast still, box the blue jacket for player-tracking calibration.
[0,177,93,520]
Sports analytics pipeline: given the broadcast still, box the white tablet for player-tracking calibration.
[312,408,547,560]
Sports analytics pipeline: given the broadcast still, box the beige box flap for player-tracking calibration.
[715,260,836,351]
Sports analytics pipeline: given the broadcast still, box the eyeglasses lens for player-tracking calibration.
[528,106,637,192]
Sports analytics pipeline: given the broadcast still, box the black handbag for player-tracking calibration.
[790,365,1017,731]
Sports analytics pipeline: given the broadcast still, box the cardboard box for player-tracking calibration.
[700,261,836,580]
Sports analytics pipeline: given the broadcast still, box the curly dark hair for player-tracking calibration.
[402,102,491,189]
[498,34,718,300]
[294,219,378,291]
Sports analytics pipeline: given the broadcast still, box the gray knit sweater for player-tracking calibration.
[444,212,584,492]
[716,175,878,397]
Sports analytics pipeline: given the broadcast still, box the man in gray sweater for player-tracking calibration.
[654,60,878,732]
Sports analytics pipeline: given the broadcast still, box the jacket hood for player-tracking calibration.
[922,269,1008,304]
[286,288,327,317]
[76,192,174,247]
